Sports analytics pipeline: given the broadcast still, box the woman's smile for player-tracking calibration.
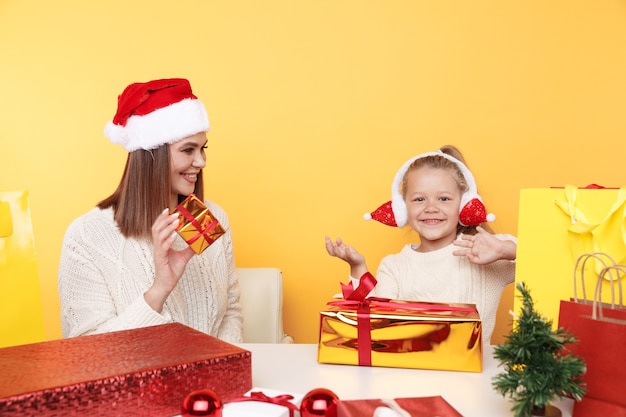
[181,173,198,183]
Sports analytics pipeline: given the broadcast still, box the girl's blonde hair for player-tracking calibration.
[401,145,493,235]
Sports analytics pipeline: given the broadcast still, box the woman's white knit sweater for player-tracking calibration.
[58,201,243,343]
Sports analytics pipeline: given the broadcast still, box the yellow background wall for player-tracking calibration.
[1,1,625,345]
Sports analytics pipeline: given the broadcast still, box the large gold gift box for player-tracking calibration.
[317,297,482,372]
[174,194,225,254]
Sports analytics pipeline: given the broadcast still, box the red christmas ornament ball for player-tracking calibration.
[181,389,223,417]
[300,388,339,417]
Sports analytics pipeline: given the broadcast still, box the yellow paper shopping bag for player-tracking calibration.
[514,186,626,328]
[0,190,45,347]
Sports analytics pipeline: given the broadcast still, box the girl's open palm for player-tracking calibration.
[325,236,365,266]
[452,226,516,264]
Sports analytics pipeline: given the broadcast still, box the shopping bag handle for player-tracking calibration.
[592,264,626,320]
[556,185,626,227]
[573,252,616,302]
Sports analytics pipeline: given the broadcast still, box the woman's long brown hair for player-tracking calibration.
[98,145,205,238]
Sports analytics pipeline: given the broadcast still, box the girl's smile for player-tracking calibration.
[404,166,462,252]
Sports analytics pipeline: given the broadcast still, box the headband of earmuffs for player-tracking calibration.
[364,150,495,227]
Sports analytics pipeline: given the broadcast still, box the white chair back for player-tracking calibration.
[237,267,293,343]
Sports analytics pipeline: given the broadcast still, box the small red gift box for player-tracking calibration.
[337,396,463,417]
[0,323,251,417]
[174,194,226,254]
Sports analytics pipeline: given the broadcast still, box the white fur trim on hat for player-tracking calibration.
[104,98,209,152]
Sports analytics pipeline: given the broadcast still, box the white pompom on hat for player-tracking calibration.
[364,150,495,227]
[104,78,210,152]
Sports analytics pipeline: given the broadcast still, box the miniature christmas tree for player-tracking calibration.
[492,282,586,417]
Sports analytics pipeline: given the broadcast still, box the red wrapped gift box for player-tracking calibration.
[337,396,462,417]
[0,323,251,417]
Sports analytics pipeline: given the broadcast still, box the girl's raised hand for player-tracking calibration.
[325,236,365,265]
[452,226,517,265]
[324,236,370,280]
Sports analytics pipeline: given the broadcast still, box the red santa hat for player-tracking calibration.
[104,78,209,152]
[364,150,495,227]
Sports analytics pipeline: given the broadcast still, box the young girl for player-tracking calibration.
[325,145,516,344]
[58,78,242,343]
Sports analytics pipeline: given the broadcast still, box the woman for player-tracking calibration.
[58,78,243,343]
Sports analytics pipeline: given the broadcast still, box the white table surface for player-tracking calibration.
[235,343,574,417]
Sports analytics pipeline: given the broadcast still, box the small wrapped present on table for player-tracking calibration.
[0,323,251,417]
[317,274,482,372]
[174,194,225,254]
[223,387,304,417]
